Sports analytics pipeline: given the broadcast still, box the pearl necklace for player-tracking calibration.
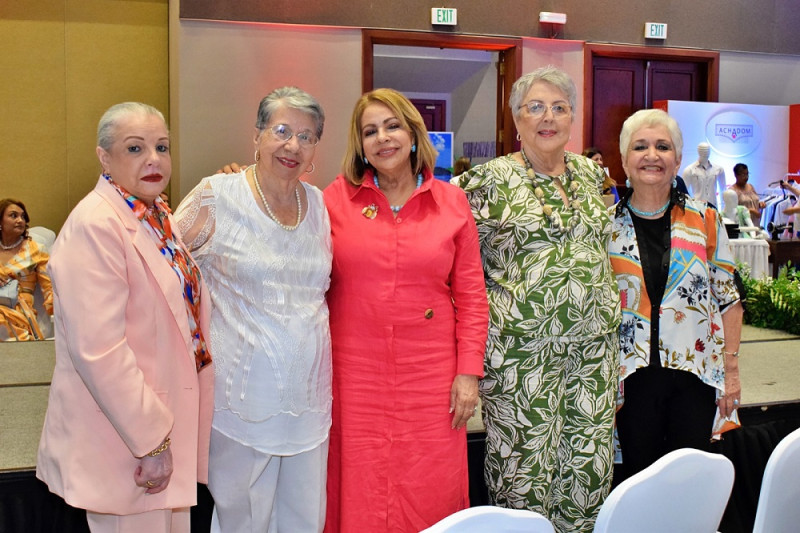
[252,165,302,231]
[0,236,24,250]
[520,150,580,236]
[373,173,424,213]
[628,199,670,217]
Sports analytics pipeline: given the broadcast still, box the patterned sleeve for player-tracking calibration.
[451,162,496,249]
[174,177,216,255]
[34,244,54,315]
[705,206,740,309]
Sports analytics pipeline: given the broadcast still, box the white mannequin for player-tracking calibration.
[723,188,764,239]
[722,189,738,223]
[682,142,727,207]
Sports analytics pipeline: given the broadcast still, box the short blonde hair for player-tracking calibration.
[341,88,437,185]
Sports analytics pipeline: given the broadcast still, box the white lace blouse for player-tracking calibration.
[175,171,332,454]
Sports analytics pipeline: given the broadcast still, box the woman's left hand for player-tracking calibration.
[450,374,479,429]
[718,357,741,419]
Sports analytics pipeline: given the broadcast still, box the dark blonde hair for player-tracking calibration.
[453,156,472,177]
[341,88,437,185]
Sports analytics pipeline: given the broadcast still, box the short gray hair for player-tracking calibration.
[97,102,166,150]
[255,86,325,141]
[509,65,577,121]
[619,109,683,159]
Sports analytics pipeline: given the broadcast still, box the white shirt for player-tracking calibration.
[176,171,332,454]
[682,160,726,207]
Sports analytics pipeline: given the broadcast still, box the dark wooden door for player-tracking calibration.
[591,57,647,189]
[412,99,446,132]
[585,46,717,190]
[649,60,706,102]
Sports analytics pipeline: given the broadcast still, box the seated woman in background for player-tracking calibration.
[582,147,619,202]
[453,156,472,177]
[0,198,53,341]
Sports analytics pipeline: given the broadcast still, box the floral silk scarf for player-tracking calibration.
[105,175,211,371]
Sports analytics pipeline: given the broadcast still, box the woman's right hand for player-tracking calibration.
[133,447,173,494]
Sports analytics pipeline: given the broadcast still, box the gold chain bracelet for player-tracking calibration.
[146,437,171,457]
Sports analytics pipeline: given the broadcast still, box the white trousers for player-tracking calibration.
[86,507,189,533]
[208,428,328,533]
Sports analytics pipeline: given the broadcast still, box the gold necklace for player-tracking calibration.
[252,165,302,231]
[519,150,580,236]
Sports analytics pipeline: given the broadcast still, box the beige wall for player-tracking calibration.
[173,21,363,196]
[0,1,169,232]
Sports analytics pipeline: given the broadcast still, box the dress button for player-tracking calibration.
[424,308,434,319]
[396,217,402,223]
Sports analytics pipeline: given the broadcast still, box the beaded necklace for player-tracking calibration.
[0,236,24,250]
[252,165,302,231]
[520,149,581,236]
[373,173,424,214]
[627,199,670,218]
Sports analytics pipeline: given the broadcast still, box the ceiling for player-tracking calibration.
[373,45,496,93]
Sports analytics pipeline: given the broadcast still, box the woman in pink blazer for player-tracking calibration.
[37,102,214,532]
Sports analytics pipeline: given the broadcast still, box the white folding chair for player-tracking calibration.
[594,448,734,533]
[28,226,56,252]
[421,506,555,533]
[752,427,800,533]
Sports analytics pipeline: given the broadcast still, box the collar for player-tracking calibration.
[347,167,442,207]
[616,185,687,219]
[103,174,170,222]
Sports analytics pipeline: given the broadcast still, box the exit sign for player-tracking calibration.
[431,8,457,26]
[644,22,667,39]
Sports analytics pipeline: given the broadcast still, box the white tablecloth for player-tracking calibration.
[729,238,770,279]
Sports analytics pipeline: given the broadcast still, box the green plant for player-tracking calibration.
[738,262,800,335]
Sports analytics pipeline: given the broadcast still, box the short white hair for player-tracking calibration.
[619,108,683,159]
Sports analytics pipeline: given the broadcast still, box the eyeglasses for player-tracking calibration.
[522,101,571,118]
[268,124,319,147]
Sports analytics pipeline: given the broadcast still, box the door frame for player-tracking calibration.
[583,43,720,147]
[362,29,522,157]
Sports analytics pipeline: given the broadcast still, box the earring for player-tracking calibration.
[306,163,316,174]
[411,144,417,153]
[254,150,261,162]
[516,133,522,142]
[626,178,632,188]
[363,156,369,165]
[672,177,678,188]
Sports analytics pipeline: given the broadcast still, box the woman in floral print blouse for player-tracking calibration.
[453,66,620,533]
[609,108,743,482]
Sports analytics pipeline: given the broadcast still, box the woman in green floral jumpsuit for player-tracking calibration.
[452,66,620,533]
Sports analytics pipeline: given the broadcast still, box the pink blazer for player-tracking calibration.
[36,177,214,515]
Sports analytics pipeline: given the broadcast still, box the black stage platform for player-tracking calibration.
[2,402,799,533]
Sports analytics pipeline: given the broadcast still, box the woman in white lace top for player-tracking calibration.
[175,87,332,532]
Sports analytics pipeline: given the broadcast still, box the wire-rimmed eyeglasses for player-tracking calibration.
[521,101,571,118]
[268,123,319,147]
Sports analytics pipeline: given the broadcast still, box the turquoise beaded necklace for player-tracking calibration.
[627,199,670,217]
[373,173,424,214]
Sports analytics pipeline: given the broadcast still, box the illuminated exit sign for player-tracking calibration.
[431,8,457,26]
[644,22,667,39]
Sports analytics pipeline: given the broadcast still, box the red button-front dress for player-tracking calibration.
[323,170,489,532]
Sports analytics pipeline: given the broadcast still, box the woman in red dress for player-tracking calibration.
[324,88,489,532]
